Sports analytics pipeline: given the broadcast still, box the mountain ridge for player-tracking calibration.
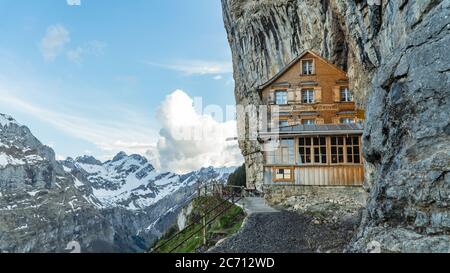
[0,113,236,252]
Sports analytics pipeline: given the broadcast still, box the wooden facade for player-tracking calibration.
[265,165,365,186]
[258,50,365,187]
[259,50,363,127]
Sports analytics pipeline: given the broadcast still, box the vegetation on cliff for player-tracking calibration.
[227,164,246,188]
[151,196,245,253]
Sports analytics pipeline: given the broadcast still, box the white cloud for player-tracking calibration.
[66,41,106,64]
[0,82,242,173]
[67,0,81,6]
[146,60,233,75]
[39,24,70,61]
[213,75,223,80]
[0,86,157,157]
[151,90,243,173]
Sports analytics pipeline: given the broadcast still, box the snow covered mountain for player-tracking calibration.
[62,153,234,210]
[0,113,236,253]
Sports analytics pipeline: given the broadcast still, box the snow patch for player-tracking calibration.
[73,177,84,187]
[0,153,44,168]
[14,225,28,231]
[0,153,25,167]
[27,190,41,197]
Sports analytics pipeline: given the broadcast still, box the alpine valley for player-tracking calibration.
[0,113,235,253]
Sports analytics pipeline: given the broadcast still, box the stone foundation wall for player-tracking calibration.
[263,185,366,206]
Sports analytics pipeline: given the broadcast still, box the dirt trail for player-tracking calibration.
[209,208,362,253]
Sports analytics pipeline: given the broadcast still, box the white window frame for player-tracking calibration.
[275,90,288,105]
[340,118,355,124]
[340,87,353,102]
[302,59,314,75]
[302,89,315,104]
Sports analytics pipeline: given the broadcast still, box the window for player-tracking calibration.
[302,119,315,125]
[275,91,287,105]
[298,137,312,164]
[340,87,353,102]
[313,137,327,164]
[330,136,344,164]
[302,60,314,75]
[346,136,361,163]
[299,136,327,165]
[302,89,315,104]
[265,139,294,164]
[340,118,355,124]
[264,141,277,164]
[274,168,292,181]
[277,139,295,164]
[279,120,289,127]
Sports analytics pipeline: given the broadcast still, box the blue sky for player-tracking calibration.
[0,0,242,172]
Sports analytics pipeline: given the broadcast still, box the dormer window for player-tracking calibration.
[340,87,353,102]
[302,89,315,104]
[302,60,314,75]
[275,90,288,105]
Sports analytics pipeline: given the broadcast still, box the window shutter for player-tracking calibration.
[295,89,301,101]
[287,89,295,103]
[333,86,341,102]
[268,91,275,104]
[314,87,322,103]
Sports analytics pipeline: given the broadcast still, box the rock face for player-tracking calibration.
[0,114,113,252]
[221,0,450,252]
[0,113,235,252]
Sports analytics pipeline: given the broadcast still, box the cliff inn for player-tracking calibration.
[258,50,365,187]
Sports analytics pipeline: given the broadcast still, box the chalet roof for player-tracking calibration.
[257,50,347,92]
[259,123,364,137]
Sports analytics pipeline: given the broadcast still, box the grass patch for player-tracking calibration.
[151,196,245,253]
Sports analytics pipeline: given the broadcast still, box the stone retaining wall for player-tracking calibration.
[263,185,366,206]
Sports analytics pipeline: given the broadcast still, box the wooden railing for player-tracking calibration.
[150,182,248,253]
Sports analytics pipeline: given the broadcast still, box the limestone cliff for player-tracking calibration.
[221,0,450,252]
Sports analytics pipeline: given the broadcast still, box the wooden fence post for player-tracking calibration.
[202,213,207,246]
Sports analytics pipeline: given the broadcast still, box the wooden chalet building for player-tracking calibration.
[258,50,365,187]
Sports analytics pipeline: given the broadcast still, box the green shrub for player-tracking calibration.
[227,164,246,188]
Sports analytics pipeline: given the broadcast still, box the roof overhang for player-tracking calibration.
[259,124,364,138]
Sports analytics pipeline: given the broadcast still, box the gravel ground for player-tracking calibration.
[209,210,361,253]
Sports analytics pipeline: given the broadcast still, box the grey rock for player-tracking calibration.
[221,0,450,252]
[75,155,102,166]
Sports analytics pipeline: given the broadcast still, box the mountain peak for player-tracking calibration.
[0,113,20,127]
[112,151,128,162]
[75,155,102,165]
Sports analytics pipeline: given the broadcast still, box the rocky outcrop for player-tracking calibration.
[0,114,114,252]
[222,0,450,252]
